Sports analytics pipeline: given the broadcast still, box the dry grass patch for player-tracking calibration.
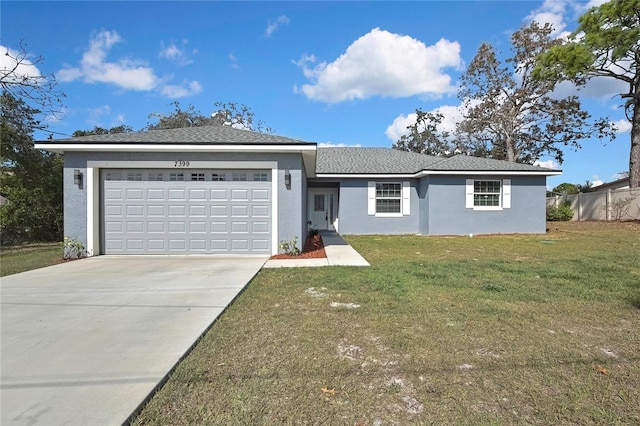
[133,221,640,425]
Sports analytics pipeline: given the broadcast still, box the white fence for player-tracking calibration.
[546,187,640,221]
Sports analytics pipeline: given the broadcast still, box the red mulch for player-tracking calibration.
[270,233,326,259]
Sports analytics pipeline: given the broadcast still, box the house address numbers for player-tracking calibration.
[174,160,190,167]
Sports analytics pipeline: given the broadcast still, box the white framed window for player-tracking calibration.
[211,172,226,181]
[232,173,248,181]
[253,172,269,182]
[148,172,164,181]
[466,179,511,210]
[127,172,143,181]
[169,172,184,181]
[368,181,411,216]
[191,173,205,181]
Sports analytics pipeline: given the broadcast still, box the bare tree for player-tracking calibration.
[1,40,65,120]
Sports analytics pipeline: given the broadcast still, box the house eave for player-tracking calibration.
[315,170,562,179]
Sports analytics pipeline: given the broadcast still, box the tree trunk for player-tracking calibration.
[505,135,516,162]
[630,102,640,189]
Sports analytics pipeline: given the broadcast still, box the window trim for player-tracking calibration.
[466,179,511,210]
[368,181,410,217]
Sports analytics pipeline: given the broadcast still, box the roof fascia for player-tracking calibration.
[34,143,317,154]
[315,169,562,179]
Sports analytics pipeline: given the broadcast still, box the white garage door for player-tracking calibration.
[102,169,272,255]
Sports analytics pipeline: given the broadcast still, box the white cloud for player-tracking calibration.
[614,119,632,134]
[228,52,239,69]
[318,142,362,148]
[534,159,561,169]
[58,30,159,90]
[160,80,203,98]
[159,40,194,65]
[385,104,466,142]
[526,0,571,37]
[0,44,43,83]
[295,28,463,103]
[265,15,290,37]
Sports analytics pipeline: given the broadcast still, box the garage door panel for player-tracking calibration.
[252,222,269,233]
[252,239,269,250]
[126,240,144,250]
[103,169,271,254]
[231,189,249,200]
[169,189,186,200]
[126,189,144,200]
[252,205,269,217]
[169,222,186,232]
[231,206,249,217]
[148,240,166,250]
[127,205,144,216]
[189,189,207,200]
[189,240,207,251]
[147,189,165,199]
[231,222,249,233]
[252,189,269,201]
[169,205,186,216]
[105,188,123,200]
[211,189,227,200]
[127,222,144,233]
[169,240,186,250]
[210,222,228,233]
[211,206,227,216]
[189,222,206,233]
[147,205,165,216]
[189,205,207,216]
[105,221,123,232]
[231,240,249,251]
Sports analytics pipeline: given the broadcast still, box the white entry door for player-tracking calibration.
[308,189,338,231]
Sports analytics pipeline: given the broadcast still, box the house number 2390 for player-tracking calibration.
[174,160,190,167]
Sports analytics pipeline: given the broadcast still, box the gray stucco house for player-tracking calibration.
[36,125,561,256]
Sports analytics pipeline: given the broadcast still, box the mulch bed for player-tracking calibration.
[270,233,326,259]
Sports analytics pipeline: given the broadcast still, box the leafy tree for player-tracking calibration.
[147,101,273,133]
[73,125,133,137]
[0,92,63,244]
[210,101,273,134]
[552,182,580,194]
[457,21,615,164]
[392,110,455,156]
[533,0,640,188]
[1,40,65,122]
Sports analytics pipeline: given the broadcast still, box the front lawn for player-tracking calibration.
[0,243,63,277]
[133,221,640,425]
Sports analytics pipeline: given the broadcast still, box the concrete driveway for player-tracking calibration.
[0,256,266,426]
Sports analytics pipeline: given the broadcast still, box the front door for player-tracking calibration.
[308,189,338,231]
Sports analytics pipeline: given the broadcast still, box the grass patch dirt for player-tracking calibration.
[132,221,640,425]
[0,242,63,277]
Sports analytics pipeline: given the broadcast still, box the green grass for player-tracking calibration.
[0,242,63,277]
[132,221,640,425]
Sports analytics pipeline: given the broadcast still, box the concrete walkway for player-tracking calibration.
[264,231,369,268]
[0,256,266,426]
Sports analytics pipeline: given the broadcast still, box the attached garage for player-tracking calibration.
[102,169,272,255]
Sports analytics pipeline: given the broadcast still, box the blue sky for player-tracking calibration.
[1,0,632,189]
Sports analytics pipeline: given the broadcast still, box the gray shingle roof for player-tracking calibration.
[316,147,444,174]
[45,125,314,145]
[317,147,559,174]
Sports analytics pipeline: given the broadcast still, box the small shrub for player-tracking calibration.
[62,237,87,260]
[546,200,574,221]
[280,237,301,256]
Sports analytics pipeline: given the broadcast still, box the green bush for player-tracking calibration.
[546,200,574,221]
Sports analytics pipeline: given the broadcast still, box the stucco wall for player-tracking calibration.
[337,179,420,234]
[427,175,547,235]
[63,151,305,254]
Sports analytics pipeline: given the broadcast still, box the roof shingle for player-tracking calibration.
[44,125,314,145]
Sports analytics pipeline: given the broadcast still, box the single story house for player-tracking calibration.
[36,125,561,256]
